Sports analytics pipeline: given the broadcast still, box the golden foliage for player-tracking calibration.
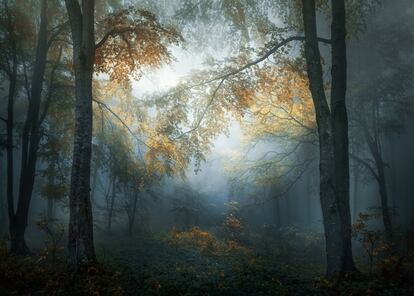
[246,60,316,140]
[95,7,182,87]
[168,227,249,256]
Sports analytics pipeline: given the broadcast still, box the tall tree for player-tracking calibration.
[64,0,97,266]
[1,0,65,254]
[301,0,356,274]
[64,0,182,267]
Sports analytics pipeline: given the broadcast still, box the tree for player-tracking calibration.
[0,0,66,254]
[347,0,414,241]
[301,0,356,275]
[152,0,380,274]
[64,0,181,267]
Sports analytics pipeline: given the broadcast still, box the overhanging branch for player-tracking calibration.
[193,36,331,87]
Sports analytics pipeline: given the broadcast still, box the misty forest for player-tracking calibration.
[0,0,414,295]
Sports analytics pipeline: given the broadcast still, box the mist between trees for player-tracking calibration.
[0,0,413,295]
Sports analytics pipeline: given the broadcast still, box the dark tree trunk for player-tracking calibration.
[6,73,16,248]
[65,0,97,267]
[47,197,55,220]
[301,0,356,275]
[107,174,116,233]
[363,121,393,241]
[306,173,312,224]
[90,162,99,202]
[274,197,281,228]
[352,166,359,222]
[128,190,139,236]
[5,1,18,251]
[377,163,393,241]
[11,0,48,254]
[330,0,355,272]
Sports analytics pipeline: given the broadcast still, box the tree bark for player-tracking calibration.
[65,0,97,267]
[11,0,48,254]
[4,0,18,252]
[107,173,116,233]
[330,0,356,272]
[377,162,393,241]
[301,0,356,275]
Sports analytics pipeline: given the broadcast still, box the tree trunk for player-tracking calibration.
[5,9,18,252]
[128,190,139,236]
[377,163,393,241]
[363,122,394,241]
[11,0,48,254]
[301,0,356,275]
[47,197,55,220]
[90,162,99,202]
[306,173,312,224]
[107,174,116,233]
[352,166,359,222]
[65,0,97,267]
[330,0,355,272]
[274,197,281,228]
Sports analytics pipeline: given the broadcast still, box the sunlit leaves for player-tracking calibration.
[95,7,182,87]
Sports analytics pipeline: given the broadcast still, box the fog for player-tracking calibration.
[0,0,413,295]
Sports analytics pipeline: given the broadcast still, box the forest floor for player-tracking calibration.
[0,227,413,295]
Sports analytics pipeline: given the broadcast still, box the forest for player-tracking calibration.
[0,0,413,295]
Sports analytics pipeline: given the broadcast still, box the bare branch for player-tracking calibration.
[174,78,225,139]
[350,153,379,181]
[92,98,151,150]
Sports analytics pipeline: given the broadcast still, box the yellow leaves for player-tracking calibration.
[231,83,255,110]
[94,8,182,87]
[242,61,316,141]
[145,133,186,176]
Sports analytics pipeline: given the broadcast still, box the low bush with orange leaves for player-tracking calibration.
[168,227,249,256]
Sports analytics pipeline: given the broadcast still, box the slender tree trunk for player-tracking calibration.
[306,173,312,224]
[107,174,116,233]
[11,0,48,254]
[0,151,8,236]
[47,197,55,220]
[285,194,291,225]
[301,0,356,274]
[377,163,393,241]
[352,166,359,222]
[274,197,281,228]
[363,123,394,241]
[65,0,97,267]
[90,163,99,202]
[6,25,17,252]
[388,139,397,216]
[128,190,139,236]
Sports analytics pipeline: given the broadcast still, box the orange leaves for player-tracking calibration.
[94,8,182,87]
[145,133,187,176]
[231,83,255,111]
[243,60,316,140]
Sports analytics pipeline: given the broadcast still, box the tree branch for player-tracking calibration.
[174,78,225,139]
[47,21,69,49]
[192,36,331,87]
[95,27,136,50]
[92,98,151,150]
[350,153,379,181]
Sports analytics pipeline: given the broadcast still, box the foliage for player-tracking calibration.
[352,212,384,273]
[0,251,124,296]
[95,6,182,86]
[36,216,65,262]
